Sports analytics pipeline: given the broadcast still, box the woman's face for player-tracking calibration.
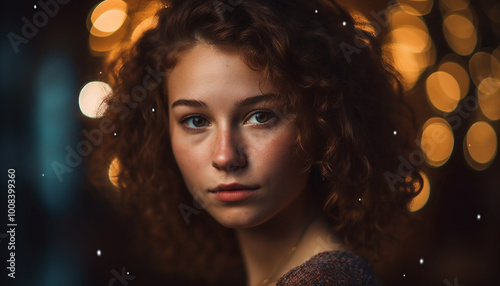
[168,44,310,229]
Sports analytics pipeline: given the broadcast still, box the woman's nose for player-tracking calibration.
[211,128,247,172]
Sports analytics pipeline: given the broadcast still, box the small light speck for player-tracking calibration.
[419,258,424,264]
[403,274,406,277]
[34,5,37,9]
[342,21,347,26]
[42,174,45,177]
[358,198,362,202]
[99,71,102,74]
[468,144,471,147]
[97,249,102,256]
[314,9,318,13]
[393,130,397,135]
[477,214,481,220]
[127,272,130,275]
[152,108,155,112]
[113,133,117,136]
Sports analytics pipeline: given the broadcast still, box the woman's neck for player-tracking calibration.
[235,191,343,286]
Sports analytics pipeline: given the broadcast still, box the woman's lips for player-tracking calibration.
[209,183,259,202]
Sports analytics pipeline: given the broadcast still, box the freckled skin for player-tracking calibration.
[168,44,310,229]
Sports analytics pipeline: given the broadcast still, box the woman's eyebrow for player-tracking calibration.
[236,93,277,107]
[171,93,277,109]
[171,99,207,109]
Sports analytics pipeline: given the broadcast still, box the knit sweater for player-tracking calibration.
[276,251,380,286]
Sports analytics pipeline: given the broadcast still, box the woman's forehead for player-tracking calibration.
[167,44,276,104]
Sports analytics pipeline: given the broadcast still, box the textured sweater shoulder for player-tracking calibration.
[276,251,380,286]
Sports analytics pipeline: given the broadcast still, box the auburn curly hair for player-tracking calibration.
[89,0,423,284]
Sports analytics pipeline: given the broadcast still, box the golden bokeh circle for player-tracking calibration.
[426,71,460,112]
[465,121,498,165]
[439,61,470,99]
[421,117,455,167]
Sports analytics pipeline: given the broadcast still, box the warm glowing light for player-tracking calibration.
[390,7,428,31]
[388,8,434,89]
[438,61,469,99]
[465,122,497,166]
[94,10,127,33]
[390,26,431,53]
[409,172,431,212]
[89,27,127,54]
[90,0,128,36]
[131,16,158,42]
[444,14,474,38]
[426,71,460,112]
[443,14,477,56]
[421,117,454,167]
[78,81,112,118]
[440,0,470,11]
[399,1,434,16]
[388,41,436,90]
[469,52,493,87]
[108,157,121,187]
[478,79,500,120]
[388,43,423,89]
[478,77,500,96]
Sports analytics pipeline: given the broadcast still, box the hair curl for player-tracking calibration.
[90,0,423,283]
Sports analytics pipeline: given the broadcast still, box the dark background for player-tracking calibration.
[1,0,499,285]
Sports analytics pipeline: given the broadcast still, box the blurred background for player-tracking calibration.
[0,0,499,285]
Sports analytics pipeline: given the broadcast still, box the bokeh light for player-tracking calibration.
[425,71,460,112]
[478,77,500,121]
[390,26,431,53]
[388,7,435,89]
[438,61,470,99]
[440,0,470,11]
[89,27,127,54]
[390,6,429,31]
[89,0,128,36]
[443,13,477,56]
[93,9,127,34]
[398,1,434,16]
[78,81,112,118]
[409,172,431,212]
[87,0,129,55]
[465,122,498,168]
[469,52,493,87]
[421,117,454,167]
[108,157,121,187]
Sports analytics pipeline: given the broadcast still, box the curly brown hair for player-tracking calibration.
[90,0,423,283]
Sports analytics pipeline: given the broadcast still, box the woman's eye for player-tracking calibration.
[182,116,210,129]
[247,111,275,124]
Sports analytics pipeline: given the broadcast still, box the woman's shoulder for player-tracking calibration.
[276,251,380,286]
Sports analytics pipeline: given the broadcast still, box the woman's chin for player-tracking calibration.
[209,208,270,229]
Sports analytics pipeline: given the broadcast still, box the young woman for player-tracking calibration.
[91,0,422,285]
